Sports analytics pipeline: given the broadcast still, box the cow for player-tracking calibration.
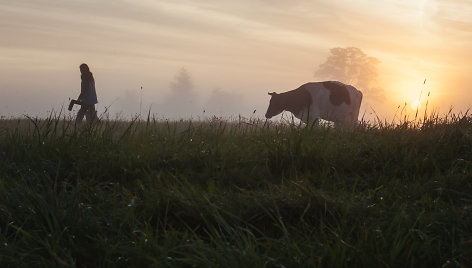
[265,81,363,127]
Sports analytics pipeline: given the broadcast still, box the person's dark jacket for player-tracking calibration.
[78,72,98,105]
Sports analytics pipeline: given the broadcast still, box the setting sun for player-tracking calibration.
[410,99,421,110]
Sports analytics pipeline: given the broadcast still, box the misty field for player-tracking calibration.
[0,114,471,267]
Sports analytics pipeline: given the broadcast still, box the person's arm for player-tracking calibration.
[78,80,89,101]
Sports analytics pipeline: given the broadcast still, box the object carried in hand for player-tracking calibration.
[68,99,83,111]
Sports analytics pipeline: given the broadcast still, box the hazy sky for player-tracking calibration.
[1,0,471,120]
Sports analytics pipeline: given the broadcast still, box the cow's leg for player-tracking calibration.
[335,118,357,128]
[301,107,320,125]
[334,117,349,128]
[312,118,321,128]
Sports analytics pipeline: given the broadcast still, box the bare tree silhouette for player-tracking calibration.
[315,47,385,101]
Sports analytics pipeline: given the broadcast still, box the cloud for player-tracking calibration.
[430,0,472,36]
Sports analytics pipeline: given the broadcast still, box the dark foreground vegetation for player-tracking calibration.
[0,114,471,267]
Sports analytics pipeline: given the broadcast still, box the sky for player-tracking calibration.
[0,0,471,121]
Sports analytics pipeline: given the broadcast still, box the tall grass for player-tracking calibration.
[0,113,471,267]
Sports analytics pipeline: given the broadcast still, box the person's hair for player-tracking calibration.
[80,63,90,73]
[80,63,94,82]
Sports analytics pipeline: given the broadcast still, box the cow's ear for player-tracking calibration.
[268,92,277,96]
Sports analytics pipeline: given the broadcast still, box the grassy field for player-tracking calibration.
[0,114,471,267]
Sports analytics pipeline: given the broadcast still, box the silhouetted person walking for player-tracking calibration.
[76,63,98,123]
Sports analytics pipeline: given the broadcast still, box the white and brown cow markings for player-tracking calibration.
[265,81,363,127]
[322,81,351,106]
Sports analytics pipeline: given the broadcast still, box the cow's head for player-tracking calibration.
[265,92,284,119]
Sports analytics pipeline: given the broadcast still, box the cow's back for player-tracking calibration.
[302,82,362,125]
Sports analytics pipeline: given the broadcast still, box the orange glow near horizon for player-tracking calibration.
[377,56,449,118]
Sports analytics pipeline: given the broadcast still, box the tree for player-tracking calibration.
[170,68,194,93]
[315,47,384,101]
[159,68,199,118]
